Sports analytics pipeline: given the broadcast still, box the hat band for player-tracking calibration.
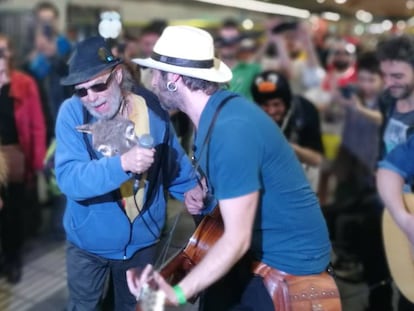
[152,52,214,69]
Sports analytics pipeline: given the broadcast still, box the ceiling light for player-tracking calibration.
[334,0,347,4]
[321,11,341,21]
[193,0,310,19]
[354,24,364,36]
[242,19,254,30]
[316,0,326,3]
[382,20,393,31]
[355,10,373,23]
[408,16,414,26]
[368,23,384,34]
[397,20,406,29]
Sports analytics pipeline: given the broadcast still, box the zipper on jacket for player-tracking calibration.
[123,218,134,260]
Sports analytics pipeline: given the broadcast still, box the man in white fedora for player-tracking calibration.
[127,25,339,311]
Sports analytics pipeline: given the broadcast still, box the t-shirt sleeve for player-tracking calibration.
[207,118,262,199]
[378,135,414,181]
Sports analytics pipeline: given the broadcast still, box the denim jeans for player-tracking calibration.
[66,242,156,311]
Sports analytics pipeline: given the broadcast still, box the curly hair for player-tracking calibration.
[376,35,414,68]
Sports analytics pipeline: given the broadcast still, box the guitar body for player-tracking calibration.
[382,193,414,303]
[160,207,224,285]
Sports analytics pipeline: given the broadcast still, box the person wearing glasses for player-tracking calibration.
[55,36,204,311]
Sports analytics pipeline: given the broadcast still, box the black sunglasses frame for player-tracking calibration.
[74,69,116,98]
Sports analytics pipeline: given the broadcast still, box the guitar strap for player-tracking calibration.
[192,94,239,193]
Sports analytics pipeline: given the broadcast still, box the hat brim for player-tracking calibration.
[132,57,232,83]
[60,59,122,86]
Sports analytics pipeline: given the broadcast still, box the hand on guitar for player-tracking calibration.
[127,264,180,308]
[184,178,207,215]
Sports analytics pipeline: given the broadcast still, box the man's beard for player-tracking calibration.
[153,79,184,112]
[85,94,122,120]
[386,83,414,100]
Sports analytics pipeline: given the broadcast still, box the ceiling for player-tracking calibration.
[268,0,413,20]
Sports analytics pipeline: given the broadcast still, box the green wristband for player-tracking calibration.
[173,285,187,305]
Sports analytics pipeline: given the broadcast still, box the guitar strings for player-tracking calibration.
[153,210,184,270]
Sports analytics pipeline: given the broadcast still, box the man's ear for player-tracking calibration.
[76,123,93,134]
[114,66,123,84]
[171,73,181,83]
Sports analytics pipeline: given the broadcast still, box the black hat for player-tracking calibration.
[61,36,122,86]
[251,71,292,108]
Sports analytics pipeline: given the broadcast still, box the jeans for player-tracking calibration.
[199,255,274,311]
[66,242,156,311]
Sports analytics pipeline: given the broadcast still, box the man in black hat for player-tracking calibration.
[55,35,204,310]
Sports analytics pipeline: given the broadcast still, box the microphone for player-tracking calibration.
[133,134,154,193]
[138,133,155,149]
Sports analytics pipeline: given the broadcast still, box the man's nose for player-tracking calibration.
[86,89,98,101]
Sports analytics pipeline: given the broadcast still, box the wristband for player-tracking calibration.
[172,284,187,305]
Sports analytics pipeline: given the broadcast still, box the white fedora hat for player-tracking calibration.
[132,25,232,83]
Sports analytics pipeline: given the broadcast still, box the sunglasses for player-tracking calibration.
[74,70,115,97]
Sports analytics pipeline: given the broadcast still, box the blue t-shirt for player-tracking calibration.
[193,90,331,275]
[378,134,414,185]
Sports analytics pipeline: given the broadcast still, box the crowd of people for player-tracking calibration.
[1,2,414,311]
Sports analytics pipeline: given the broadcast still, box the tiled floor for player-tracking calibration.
[0,199,396,310]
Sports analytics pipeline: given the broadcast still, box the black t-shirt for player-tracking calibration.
[0,83,19,144]
[284,95,324,155]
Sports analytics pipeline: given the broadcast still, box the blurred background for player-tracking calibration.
[0,0,412,310]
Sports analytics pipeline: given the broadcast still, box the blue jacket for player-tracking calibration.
[55,86,197,259]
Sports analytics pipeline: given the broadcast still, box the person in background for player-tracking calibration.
[55,35,203,311]
[24,1,72,144]
[215,18,262,101]
[251,70,324,191]
[327,51,393,310]
[0,34,47,284]
[376,34,414,311]
[117,32,140,62]
[128,25,337,311]
[138,19,167,89]
[333,51,383,202]
[260,18,326,98]
[317,37,358,205]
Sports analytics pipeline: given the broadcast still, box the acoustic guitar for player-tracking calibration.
[382,193,414,303]
[136,207,224,311]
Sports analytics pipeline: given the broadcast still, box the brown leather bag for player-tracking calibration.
[252,261,342,311]
[0,144,25,183]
